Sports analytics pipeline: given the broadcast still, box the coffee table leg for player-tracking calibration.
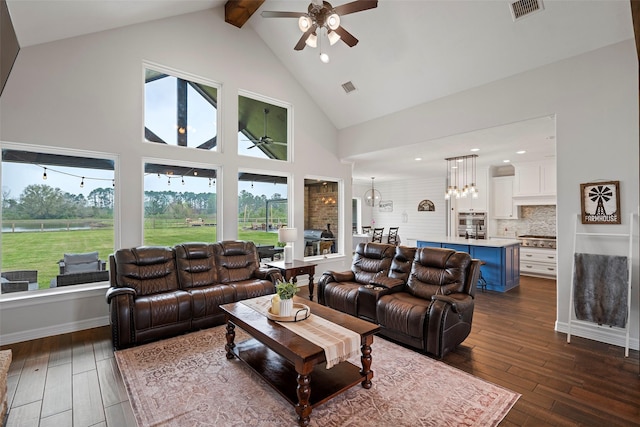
[225,321,236,360]
[295,373,311,427]
[360,340,373,389]
[307,274,314,301]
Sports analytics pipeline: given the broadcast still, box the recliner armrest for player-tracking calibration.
[255,267,280,281]
[106,286,136,304]
[370,276,404,291]
[324,270,355,282]
[431,293,473,314]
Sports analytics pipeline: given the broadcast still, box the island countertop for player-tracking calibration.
[411,236,520,248]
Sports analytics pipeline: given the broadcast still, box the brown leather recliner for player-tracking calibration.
[376,247,480,358]
[317,242,395,316]
[318,243,480,358]
[107,246,192,349]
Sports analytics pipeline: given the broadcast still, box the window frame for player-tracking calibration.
[237,90,292,163]
[142,157,221,247]
[0,142,120,299]
[143,61,222,152]
[303,175,343,260]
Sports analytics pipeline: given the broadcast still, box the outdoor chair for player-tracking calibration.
[54,251,108,287]
[1,270,38,293]
[361,226,372,235]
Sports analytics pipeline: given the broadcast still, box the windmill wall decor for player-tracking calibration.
[580,180,621,224]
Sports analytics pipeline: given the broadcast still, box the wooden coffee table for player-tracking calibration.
[221,296,380,427]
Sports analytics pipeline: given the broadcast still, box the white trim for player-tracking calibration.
[0,315,109,346]
[0,282,108,306]
[555,320,639,352]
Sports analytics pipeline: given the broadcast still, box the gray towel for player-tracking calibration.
[573,253,628,328]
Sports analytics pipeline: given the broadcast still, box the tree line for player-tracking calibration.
[1,184,287,221]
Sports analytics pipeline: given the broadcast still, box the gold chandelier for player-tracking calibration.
[445,154,478,200]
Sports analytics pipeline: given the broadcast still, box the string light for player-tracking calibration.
[80,177,85,188]
[42,168,47,180]
[34,164,114,187]
[181,176,185,185]
[112,179,115,187]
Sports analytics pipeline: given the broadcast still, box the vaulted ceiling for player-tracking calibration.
[5,0,636,181]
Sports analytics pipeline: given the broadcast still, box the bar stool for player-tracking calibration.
[477,261,487,292]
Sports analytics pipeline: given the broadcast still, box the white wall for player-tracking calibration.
[342,40,639,350]
[354,178,447,246]
[0,8,353,343]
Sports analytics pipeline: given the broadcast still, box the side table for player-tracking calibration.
[265,259,318,301]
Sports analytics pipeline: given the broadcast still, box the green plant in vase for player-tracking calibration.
[274,279,298,316]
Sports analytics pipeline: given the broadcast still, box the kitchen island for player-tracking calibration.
[414,237,520,292]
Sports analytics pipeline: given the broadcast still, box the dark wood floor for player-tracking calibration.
[1,275,638,426]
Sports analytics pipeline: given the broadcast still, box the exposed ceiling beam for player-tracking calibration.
[225,0,265,28]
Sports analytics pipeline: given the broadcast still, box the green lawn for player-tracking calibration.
[2,226,280,289]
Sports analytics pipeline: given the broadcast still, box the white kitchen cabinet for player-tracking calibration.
[456,167,488,212]
[513,160,556,204]
[520,247,557,278]
[492,176,519,219]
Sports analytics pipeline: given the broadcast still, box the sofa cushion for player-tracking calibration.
[213,241,259,283]
[351,242,395,285]
[114,247,179,295]
[406,248,471,298]
[64,251,100,273]
[175,243,218,289]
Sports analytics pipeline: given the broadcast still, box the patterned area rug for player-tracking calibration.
[115,327,520,427]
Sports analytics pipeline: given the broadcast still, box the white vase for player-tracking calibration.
[279,298,293,317]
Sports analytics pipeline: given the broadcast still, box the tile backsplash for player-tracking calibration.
[495,205,556,237]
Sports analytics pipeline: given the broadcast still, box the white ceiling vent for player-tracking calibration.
[341,81,357,94]
[509,0,544,21]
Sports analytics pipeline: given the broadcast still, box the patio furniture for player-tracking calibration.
[1,270,38,293]
[54,251,108,287]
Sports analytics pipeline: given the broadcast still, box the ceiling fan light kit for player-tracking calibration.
[261,0,378,62]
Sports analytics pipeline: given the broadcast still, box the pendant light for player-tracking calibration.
[364,177,382,207]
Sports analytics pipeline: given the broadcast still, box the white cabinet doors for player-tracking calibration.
[514,160,556,197]
[492,176,519,219]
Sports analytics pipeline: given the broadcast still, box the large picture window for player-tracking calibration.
[237,171,288,259]
[1,148,115,292]
[144,67,219,150]
[143,162,218,247]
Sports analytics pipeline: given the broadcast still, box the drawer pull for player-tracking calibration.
[525,254,533,257]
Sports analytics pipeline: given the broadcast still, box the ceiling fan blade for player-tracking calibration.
[333,0,378,16]
[260,11,305,18]
[334,26,359,47]
[294,25,317,51]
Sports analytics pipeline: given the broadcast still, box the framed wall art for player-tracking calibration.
[379,200,393,212]
[417,199,435,212]
[580,180,620,224]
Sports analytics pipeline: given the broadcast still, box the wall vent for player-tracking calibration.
[341,81,357,94]
[509,0,544,21]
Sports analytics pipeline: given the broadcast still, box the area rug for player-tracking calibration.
[115,327,520,427]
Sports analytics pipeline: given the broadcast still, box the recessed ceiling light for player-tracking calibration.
[470,148,480,152]
[503,159,510,163]
[516,150,526,154]
[414,157,422,161]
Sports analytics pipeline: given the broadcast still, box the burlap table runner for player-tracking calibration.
[241,295,360,369]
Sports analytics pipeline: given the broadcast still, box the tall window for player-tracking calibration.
[237,172,288,249]
[144,67,219,150]
[238,94,289,161]
[1,149,115,291]
[143,162,217,246]
[304,178,341,257]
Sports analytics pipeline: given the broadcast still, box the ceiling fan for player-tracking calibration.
[245,108,287,149]
[261,0,378,53]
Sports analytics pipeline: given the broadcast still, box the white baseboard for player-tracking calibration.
[555,320,639,352]
[0,316,109,346]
